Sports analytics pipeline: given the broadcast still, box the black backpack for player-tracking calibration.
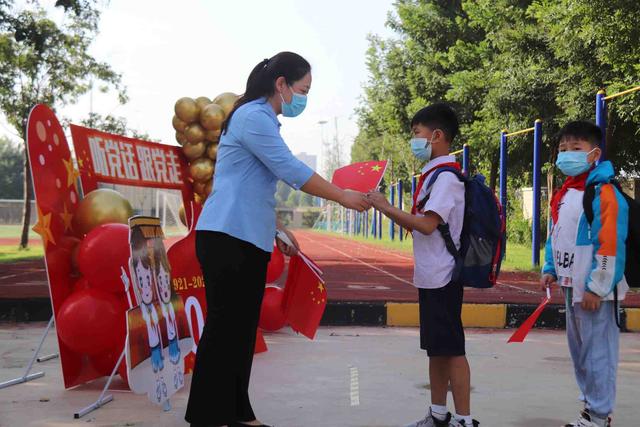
[417,167,505,288]
[583,180,640,288]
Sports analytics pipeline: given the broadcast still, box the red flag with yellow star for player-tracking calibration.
[331,160,388,192]
[282,254,327,339]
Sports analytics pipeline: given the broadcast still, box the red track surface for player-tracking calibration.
[294,230,640,307]
[2,230,639,307]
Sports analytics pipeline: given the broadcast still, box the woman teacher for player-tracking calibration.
[185,51,370,427]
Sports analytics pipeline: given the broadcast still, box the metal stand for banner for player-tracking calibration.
[0,315,55,390]
[74,347,124,418]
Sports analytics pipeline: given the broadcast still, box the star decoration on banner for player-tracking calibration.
[60,202,73,233]
[77,157,83,168]
[371,165,382,172]
[62,158,80,192]
[32,205,56,250]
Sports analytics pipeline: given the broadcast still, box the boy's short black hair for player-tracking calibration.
[410,103,459,142]
[557,121,602,147]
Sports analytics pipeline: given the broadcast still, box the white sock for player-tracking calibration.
[430,404,448,421]
[455,413,473,425]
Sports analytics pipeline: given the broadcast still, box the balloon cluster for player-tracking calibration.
[172,93,238,203]
[56,188,134,385]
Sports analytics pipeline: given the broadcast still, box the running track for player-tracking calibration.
[1,230,638,307]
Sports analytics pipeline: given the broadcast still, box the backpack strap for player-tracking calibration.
[415,166,465,212]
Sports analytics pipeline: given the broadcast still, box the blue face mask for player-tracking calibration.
[555,148,596,176]
[280,87,307,118]
[410,137,432,161]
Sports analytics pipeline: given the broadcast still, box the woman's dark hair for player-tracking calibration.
[221,51,311,134]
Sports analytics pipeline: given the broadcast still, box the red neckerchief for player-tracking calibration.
[411,161,461,215]
[550,168,592,224]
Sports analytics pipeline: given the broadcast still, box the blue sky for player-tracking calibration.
[5,0,396,176]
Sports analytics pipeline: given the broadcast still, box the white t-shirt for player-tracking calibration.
[412,155,465,289]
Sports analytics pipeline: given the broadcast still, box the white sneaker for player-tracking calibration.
[448,417,480,427]
[404,408,451,427]
[564,410,611,427]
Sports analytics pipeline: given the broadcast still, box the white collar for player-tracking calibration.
[421,155,456,174]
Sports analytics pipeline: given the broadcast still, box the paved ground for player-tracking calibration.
[4,230,639,306]
[1,323,639,427]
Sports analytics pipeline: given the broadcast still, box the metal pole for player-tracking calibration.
[389,185,395,241]
[0,316,53,389]
[595,90,607,163]
[500,131,508,253]
[462,144,470,176]
[532,119,542,267]
[372,208,377,237]
[378,209,382,239]
[398,181,403,242]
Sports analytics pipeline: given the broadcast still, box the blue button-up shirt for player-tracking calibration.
[196,98,314,253]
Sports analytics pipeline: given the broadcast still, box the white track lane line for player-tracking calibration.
[349,366,360,406]
[307,237,414,287]
[314,233,414,262]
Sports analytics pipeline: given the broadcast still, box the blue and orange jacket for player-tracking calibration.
[543,161,629,301]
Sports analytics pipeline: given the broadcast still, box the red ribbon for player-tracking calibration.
[550,169,592,224]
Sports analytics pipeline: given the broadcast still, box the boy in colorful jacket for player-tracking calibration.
[541,121,629,427]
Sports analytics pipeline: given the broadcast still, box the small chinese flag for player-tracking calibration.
[508,288,551,343]
[331,160,388,193]
[283,254,327,339]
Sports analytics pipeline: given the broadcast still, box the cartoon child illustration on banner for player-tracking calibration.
[152,238,185,390]
[125,216,192,407]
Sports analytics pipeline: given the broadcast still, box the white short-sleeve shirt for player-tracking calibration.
[412,155,465,289]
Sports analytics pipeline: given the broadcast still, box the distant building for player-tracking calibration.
[295,152,317,172]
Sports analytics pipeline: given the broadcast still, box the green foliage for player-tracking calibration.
[0,137,23,199]
[355,0,640,190]
[0,0,126,247]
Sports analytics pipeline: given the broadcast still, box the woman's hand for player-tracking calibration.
[339,189,371,212]
[276,227,300,256]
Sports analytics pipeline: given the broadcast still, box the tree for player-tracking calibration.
[0,0,127,248]
[0,136,23,199]
[355,0,640,197]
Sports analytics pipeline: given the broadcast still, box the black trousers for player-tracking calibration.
[185,231,270,426]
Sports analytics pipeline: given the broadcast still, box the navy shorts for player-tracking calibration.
[418,281,465,357]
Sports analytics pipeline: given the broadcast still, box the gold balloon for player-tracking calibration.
[190,158,215,183]
[72,189,134,236]
[204,129,221,142]
[213,92,239,117]
[175,97,200,123]
[200,104,225,131]
[182,141,206,160]
[193,180,207,195]
[175,131,188,145]
[194,193,203,204]
[178,204,187,226]
[172,115,187,132]
[195,96,212,111]
[206,142,218,160]
[185,123,205,143]
[205,178,213,195]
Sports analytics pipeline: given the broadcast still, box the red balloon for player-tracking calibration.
[258,286,287,331]
[56,288,127,355]
[89,348,122,377]
[77,223,130,293]
[266,245,285,283]
[72,277,90,293]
